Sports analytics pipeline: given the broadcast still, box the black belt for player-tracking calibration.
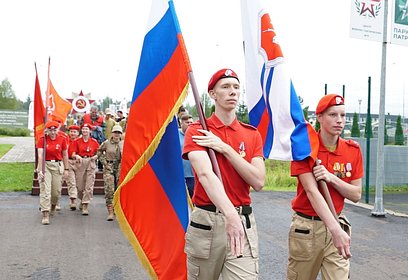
[46,160,61,162]
[296,212,322,221]
[196,205,252,215]
[196,205,252,228]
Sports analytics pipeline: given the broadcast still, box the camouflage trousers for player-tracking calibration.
[103,162,119,205]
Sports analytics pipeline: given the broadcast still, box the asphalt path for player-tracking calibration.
[1,136,408,279]
[1,191,407,280]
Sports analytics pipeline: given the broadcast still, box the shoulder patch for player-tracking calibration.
[239,121,257,130]
[346,139,360,148]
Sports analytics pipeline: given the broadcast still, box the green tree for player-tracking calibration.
[99,96,113,112]
[236,101,249,124]
[314,120,320,131]
[395,115,404,145]
[0,78,21,110]
[365,114,373,138]
[351,113,360,137]
[303,105,309,121]
[22,95,32,111]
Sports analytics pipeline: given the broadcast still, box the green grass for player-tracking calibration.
[264,160,297,191]
[0,162,35,192]
[0,144,14,158]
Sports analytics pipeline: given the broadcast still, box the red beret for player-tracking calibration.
[316,94,345,114]
[68,125,80,131]
[81,123,93,130]
[45,120,59,129]
[208,68,239,92]
[50,115,64,124]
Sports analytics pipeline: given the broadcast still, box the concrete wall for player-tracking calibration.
[353,138,408,186]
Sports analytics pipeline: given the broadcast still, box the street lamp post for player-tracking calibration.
[358,99,362,130]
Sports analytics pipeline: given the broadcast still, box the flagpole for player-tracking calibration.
[42,58,52,177]
[34,63,40,170]
[188,72,223,181]
[316,160,339,222]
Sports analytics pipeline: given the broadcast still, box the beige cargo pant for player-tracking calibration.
[75,157,96,204]
[185,207,259,280]
[40,161,63,211]
[66,159,78,199]
[287,213,350,280]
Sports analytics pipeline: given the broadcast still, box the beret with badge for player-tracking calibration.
[316,94,345,114]
[81,123,93,130]
[207,68,240,92]
[45,120,59,130]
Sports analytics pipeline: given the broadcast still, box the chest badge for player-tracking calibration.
[239,142,246,157]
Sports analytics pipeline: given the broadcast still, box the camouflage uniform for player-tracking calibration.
[97,138,122,205]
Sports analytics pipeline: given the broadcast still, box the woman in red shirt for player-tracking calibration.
[71,123,99,215]
[36,121,69,225]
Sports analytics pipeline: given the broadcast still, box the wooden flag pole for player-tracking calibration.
[187,72,223,182]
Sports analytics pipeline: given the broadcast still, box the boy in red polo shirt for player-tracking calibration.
[287,94,363,280]
[183,69,265,279]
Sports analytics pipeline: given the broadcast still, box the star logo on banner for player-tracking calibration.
[355,0,382,18]
[67,90,95,114]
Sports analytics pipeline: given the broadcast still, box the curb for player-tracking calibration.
[346,199,408,218]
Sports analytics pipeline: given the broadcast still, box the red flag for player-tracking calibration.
[33,65,45,144]
[45,58,72,124]
[47,80,72,124]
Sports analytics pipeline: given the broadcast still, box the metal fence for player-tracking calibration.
[352,138,408,186]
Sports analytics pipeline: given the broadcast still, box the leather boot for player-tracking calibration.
[107,204,114,221]
[70,198,77,210]
[42,211,50,225]
[50,204,56,216]
[82,203,89,216]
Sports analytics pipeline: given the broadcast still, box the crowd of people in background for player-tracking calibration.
[36,106,127,224]
[36,103,201,226]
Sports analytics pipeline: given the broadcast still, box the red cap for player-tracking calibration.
[51,115,64,124]
[68,125,80,131]
[81,123,93,130]
[316,94,345,114]
[45,121,59,129]
[207,68,239,92]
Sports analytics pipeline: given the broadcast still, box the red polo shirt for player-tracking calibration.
[36,135,68,161]
[72,137,99,157]
[68,137,81,158]
[291,135,364,216]
[182,114,264,207]
[83,114,103,127]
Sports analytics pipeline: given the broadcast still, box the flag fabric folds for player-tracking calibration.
[113,0,190,279]
[33,66,45,144]
[241,0,318,161]
[46,79,73,124]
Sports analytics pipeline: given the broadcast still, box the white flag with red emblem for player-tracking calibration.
[241,0,318,161]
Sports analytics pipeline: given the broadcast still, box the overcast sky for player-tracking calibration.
[1,0,407,116]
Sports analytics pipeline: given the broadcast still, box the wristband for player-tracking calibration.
[64,169,69,171]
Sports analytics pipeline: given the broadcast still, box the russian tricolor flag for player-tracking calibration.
[113,1,190,279]
[241,0,318,161]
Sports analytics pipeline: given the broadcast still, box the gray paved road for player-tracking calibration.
[1,191,407,280]
[1,136,408,279]
[0,136,35,163]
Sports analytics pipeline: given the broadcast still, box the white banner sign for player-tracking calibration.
[391,0,408,46]
[350,0,385,42]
